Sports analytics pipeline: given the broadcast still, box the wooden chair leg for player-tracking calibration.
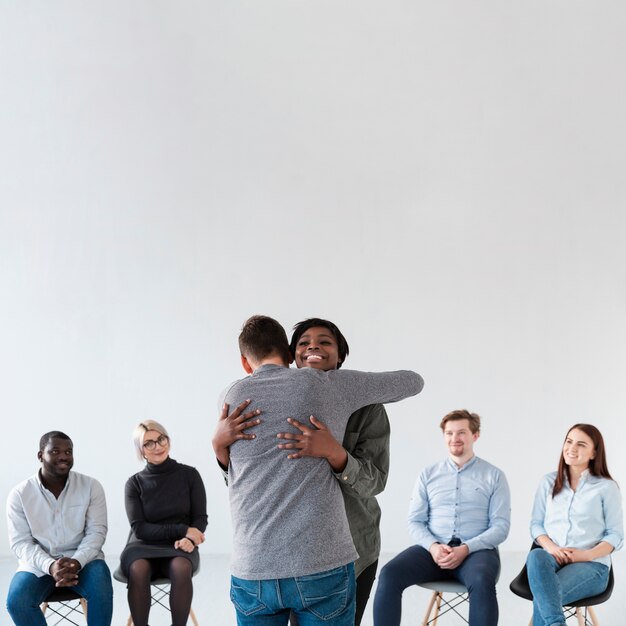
[124,597,198,626]
[190,605,200,626]
[575,607,585,626]
[586,605,599,625]
[432,592,443,626]
[40,597,87,620]
[422,591,439,626]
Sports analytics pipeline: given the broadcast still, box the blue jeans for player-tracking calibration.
[231,563,355,626]
[526,549,609,626]
[373,545,500,626]
[6,559,113,626]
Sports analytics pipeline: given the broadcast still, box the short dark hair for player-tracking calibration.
[289,318,350,369]
[39,431,72,452]
[238,315,291,365]
[439,410,481,434]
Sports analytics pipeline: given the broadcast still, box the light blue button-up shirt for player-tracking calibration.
[408,456,511,553]
[6,471,108,577]
[530,470,624,567]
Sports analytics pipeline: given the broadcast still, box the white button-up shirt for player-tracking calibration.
[531,470,623,567]
[6,470,108,577]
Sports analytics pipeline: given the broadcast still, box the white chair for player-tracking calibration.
[417,579,469,625]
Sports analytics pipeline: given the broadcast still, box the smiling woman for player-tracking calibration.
[526,424,624,626]
[280,317,390,626]
[119,420,208,626]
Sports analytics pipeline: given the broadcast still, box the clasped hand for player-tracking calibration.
[430,543,469,570]
[546,545,588,566]
[50,557,80,587]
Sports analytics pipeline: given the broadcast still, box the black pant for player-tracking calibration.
[354,559,378,626]
[289,560,379,626]
[373,546,500,626]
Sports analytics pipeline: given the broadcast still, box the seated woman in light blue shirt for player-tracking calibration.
[527,423,623,626]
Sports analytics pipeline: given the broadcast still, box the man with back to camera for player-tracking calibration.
[373,410,510,626]
[220,315,424,626]
[6,431,113,626]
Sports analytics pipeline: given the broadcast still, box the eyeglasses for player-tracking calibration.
[143,434,169,450]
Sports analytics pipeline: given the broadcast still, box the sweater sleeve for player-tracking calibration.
[408,471,439,549]
[7,488,55,575]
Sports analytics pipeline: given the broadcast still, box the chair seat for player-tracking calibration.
[417,579,470,625]
[510,553,614,608]
[114,564,200,585]
[44,588,85,602]
[417,580,468,594]
[41,587,88,625]
[510,546,615,626]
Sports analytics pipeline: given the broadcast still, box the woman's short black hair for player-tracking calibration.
[289,318,350,369]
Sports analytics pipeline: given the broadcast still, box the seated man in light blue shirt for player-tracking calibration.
[373,410,510,626]
[6,431,113,626]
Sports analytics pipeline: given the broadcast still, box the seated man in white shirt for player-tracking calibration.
[373,410,510,626]
[6,431,113,626]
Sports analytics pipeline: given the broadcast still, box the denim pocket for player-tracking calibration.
[230,576,267,616]
[294,565,351,620]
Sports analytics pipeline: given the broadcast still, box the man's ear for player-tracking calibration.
[241,354,254,374]
[473,431,480,442]
[37,451,43,462]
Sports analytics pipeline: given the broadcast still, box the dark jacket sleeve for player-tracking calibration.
[334,404,390,497]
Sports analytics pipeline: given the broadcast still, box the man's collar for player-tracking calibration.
[447,454,478,471]
[253,363,287,374]
[37,468,71,491]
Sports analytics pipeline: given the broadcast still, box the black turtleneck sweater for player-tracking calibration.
[120,457,207,572]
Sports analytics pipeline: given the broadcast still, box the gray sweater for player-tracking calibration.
[223,364,423,580]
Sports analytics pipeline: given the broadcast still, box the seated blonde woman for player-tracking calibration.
[527,423,623,626]
[120,420,207,626]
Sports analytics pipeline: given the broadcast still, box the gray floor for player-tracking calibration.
[0,552,623,626]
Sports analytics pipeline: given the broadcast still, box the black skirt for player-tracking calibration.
[120,540,200,578]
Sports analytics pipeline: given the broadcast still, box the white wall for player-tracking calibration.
[1,1,625,562]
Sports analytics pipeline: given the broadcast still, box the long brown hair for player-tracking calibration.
[552,423,614,497]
